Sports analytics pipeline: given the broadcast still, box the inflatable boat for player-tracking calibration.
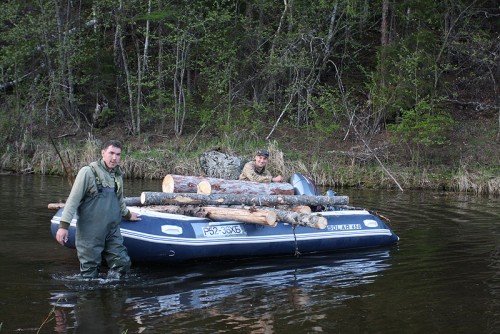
[50,174,399,263]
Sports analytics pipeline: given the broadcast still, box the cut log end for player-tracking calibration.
[197,180,212,195]
[162,175,174,193]
[314,216,328,229]
[263,210,278,226]
[48,202,65,210]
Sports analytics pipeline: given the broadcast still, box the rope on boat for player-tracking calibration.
[292,225,301,257]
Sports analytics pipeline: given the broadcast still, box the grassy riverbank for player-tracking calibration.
[1,117,498,196]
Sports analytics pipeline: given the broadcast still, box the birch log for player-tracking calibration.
[140,191,349,207]
[162,174,295,195]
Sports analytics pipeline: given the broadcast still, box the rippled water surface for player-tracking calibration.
[1,175,499,333]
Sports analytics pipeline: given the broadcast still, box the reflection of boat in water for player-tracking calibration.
[50,174,399,263]
[49,250,394,331]
[126,250,394,319]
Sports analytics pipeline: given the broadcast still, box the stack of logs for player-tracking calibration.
[49,174,349,230]
[143,174,349,229]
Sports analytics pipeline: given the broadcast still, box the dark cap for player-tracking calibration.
[256,149,269,157]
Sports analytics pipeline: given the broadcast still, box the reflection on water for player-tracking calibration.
[2,175,500,333]
[48,250,393,333]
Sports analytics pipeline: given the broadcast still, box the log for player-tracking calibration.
[48,202,65,210]
[47,196,142,210]
[275,205,312,214]
[125,197,142,206]
[140,191,349,207]
[273,209,327,229]
[203,206,277,226]
[135,205,205,217]
[197,180,211,194]
[145,204,323,229]
[162,175,205,193]
[162,174,295,195]
[48,200,311,214]
[49,200,322,229]
[130,205,277,227]
[227,205,326,229]
[226,204,311,213]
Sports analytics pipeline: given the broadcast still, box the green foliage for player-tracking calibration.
[367,34,439,128]
[309,86,343,140]
[0,0,496,153]
[197,102,269,136]
[388,98,454,145]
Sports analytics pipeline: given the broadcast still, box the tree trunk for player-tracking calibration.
[203,206,277,226]
[130,204,325,229]
[229,205,326,229]
[162,174,295,195]
[273,208,327,229]
[48,196,143,210]
[162,174,207,193]
[49,199,313,212]
[381,0,389,46]
[116,0,137,134]
[140,191,349,207]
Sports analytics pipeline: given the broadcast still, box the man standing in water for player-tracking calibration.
[56,140,140,278]
[239,149,284,183]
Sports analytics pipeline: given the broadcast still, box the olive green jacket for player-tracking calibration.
[59,159,130,229]
[238,161,272,183]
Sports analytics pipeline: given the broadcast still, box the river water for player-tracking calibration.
[1,174,499,333]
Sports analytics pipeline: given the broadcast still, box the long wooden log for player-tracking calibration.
[274,205,312,214]
[197,178,295,195]
[48,200,312,215]
[145,204,323,229]
[162,175,205,193]
[140,191,349,207]
[136,205,206,217]
[273,209,327,229]
[162,174,295,195]
[132,204,323,229]
[203,206,277,226]
[48,196,142,210]
[49,201,322,229]
[226,205,326,229]
[129,205,278,226]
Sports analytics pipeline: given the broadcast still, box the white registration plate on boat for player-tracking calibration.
[202,224,245,237]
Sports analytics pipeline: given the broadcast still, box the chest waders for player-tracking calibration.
[76,165,131,278]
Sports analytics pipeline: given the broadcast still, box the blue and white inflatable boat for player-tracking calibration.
[50,174,399,263]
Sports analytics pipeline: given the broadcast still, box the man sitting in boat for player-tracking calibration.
[239,149,283,183]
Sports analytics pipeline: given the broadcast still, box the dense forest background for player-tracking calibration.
[0,0,499,194]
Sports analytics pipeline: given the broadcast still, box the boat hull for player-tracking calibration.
[50,206,399,263]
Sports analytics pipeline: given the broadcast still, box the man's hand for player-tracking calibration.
[56,228,69,246]
[272,175,284,182]
[129,211,141,221]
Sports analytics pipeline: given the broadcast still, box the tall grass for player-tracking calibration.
[454,165,500,195]
[2,136,498,196]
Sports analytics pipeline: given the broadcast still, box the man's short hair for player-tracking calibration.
[256,149,269,157]
[102,140,122,150]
